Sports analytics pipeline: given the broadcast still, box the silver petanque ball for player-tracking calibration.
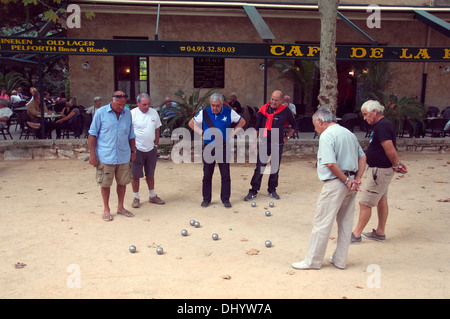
[189,219,196,226]
[156,247,164,255]
[194,221,200,228]
[265,210,271,217]
[251,202,256,207]
[269,202,275,208]
[129,245,136,253]
[265,240,272,248]
[181,229,188,236]
[212,233,219,240]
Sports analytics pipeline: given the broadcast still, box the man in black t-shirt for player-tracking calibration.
[244,90,296,201]
[352,100,407,244]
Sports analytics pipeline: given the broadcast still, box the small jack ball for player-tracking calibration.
[212,233,219,240]
[194,221,200,228]
[269,202,274,208]
[251,202,256,207]
[265,240,272,247]
[129,245,136,253]
[156,247,164,255]
[189,219,196,226]
[181,229,188,236]
[265,210,271,217]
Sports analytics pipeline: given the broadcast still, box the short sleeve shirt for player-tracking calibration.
[131,107,162,152]
[193,106,241,145]
[366,117,396,168]
[317,124,365,181]
[88,104,136,165]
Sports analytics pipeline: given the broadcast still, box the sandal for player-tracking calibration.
[117,209,134,217]
[102,213,114,222]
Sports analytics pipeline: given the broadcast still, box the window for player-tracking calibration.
[113,37,149,103]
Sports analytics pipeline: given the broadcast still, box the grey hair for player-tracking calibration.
[313,107,336,123]
[136,93,150,103]
[210,93,224,104]
[0,98,8,107]
[361,100,385,114]
[93,96,102,101]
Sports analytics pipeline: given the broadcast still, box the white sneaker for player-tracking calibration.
[291,260,319,270]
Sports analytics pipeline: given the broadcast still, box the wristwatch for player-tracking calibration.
[131,150,136,153]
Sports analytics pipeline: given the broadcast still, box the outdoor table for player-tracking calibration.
[37,113,62,121]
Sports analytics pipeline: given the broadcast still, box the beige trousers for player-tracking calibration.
[304,178,357,269]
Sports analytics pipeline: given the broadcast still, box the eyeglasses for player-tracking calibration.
[112,94,128,99]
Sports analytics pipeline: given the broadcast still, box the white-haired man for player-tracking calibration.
[352,100,407,243]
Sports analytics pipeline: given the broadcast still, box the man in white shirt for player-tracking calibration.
[130,93,165,208]
[0,98,13,129]
[86,96,102,115]
[283,95,296,117]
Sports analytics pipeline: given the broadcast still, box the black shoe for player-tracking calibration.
[223,201,232,208]
[268,191,280,200]
[244,192,257,201]
[201,200,210,207]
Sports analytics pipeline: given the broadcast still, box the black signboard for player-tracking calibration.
[1,36,449,62]
[194,57,224,88]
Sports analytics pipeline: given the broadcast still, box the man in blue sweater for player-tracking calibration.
[189,93,245,208]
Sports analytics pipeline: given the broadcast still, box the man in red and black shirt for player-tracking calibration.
[244,90,296,201]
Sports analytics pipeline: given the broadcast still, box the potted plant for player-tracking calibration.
[159,88,216,136]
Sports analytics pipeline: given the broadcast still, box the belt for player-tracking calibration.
[323,170,356,182]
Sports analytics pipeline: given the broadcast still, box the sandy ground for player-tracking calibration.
[0,152,449,299]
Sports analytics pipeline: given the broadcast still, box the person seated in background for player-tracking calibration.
[26,92,56,138]
[27,92,49,122]
[55,91,66,103]
[86,96,103,115]
[10,90,22,104]
[55,97,81,138]
[43,91,53,106]
[0,88,10,101]
[226,92,242,114]
[0,98,13,128]
[284,95,297,117]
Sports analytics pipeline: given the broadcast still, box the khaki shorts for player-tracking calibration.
[96,162,132,187]
[360,167,395,207]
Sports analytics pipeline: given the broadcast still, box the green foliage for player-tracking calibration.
[0,0,94,28]
[160,88,217,131]
[0,71,30,93]
[271,60,319,106]
[368,90,426,135]
[359,62,392,102]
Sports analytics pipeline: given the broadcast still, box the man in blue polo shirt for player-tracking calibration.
[88,91,136,221]
[189,93,245,208]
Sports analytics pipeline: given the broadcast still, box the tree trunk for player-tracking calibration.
[317,0,340,115]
